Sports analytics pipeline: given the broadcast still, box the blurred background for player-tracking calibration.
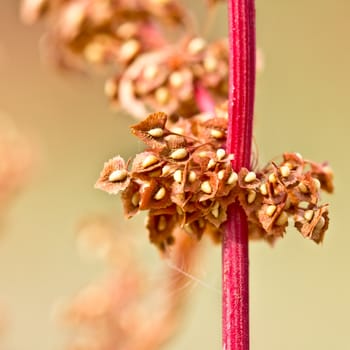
[0,0,348,349]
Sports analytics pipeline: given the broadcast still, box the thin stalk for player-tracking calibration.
[223,1,256,350]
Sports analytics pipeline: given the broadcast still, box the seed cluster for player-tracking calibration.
[117,37,229,119]
[21,0,190,70]
[96,111,333,251]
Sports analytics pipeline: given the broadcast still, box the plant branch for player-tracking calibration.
[223,1,256,350]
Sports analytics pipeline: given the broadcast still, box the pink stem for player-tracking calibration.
[223,1,256,350]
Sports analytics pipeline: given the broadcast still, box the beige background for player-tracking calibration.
[0,0,348,349]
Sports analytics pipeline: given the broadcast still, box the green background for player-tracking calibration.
[0,1,348,349]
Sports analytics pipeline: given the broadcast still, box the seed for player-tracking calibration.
[199,151,207,158]
[116,22,137,39]
[295,152,303,160]
[268,173,277,183]
[284,197,291,210]
[275,211,288,226]
[148,128,164,138]
[218,169,226,180]
[285,162,293,169]
[169,71,183,88]
[155,87,170,105]
[298,182,308,193]
[84,42,104,63]
[247,190,256,204]
[207,159,216,169]
[184,223,194,235]
[131,192,140,207]
[201,181,212,194]
[298,201,309,209]
[204,56,218,72]
[119,39,140,62]
[227,172,238,185]
[171,127,184,135]
[244,171,257,183]
[187,37,206,54]
[266,205,277,217]
[143,65,158,80]
[162,165,171,176]
[142,155,158,168]
[260,183,268,195]
[211,207,219,218]
[157,216,167,231]
[280,165,290,178]
[108,169,127,182]
[210,129,224,139]
[104,79,117,98]
[216,148,226,160]
[173,170,182,183]
[188,171,197,183]
[304,210,314,222]
[198,218,205,228]
[315,216,326,231]
[170,148,188,160]
[313,178,321,190]
[154,187,166,200]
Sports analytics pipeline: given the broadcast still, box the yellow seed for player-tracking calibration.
[266,205,277,217]
[188,171,197,183]
[176,206,183,215]
[280,165,291,178]
[142,155,158,168]
[187,37,206,54]
[170,148,188,160]
[284,197,291,210]
[204,56,218,72]
[171,127,184,135]
[162,165,171,176]
[154,187,166,201]
[201,181,212,194]
[304,210,314,222]
[119,39,140,62]
[244,171,257,183]
[268,173,277,183]
[295,152,303,160]
[143,64,158,80]
[84,42,105,63]
[210,129,224,139]
[284,162,293,169]
[155,87,170,105]
[148,128,164,138]
[157,216,167,231]
[116,22,137,39]
[275,211,288,226]
[247,190,256,204]
[131,192,140,207]
[211,207,219,218]
[260,183,268,196]
[184,223,194,235]
[199,151,207,158]
[207,159,216,170]
[169,71,183,88]
[227,171,238,185]
[313,178,321,190]
[216,148,226,160]
[298,201,309,209]
[218,169,226,180]
[173,170,182,183]
[104,79,117,98]
[198,218,205,228]
[108,169,127,182]
[298,182,308,193]
[315,216,326,231]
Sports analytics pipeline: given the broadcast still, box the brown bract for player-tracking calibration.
[96,110,334,250]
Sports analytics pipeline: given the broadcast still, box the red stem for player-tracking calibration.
[223,1,256,350]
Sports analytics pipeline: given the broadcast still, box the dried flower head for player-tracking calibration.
[58,215,199,350]
[96,109,333,250]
